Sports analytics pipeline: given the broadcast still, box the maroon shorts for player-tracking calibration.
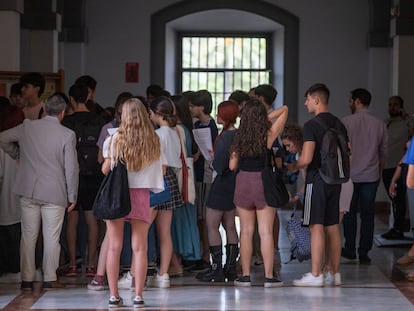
[125,188,151,223]
[233,171,267,210]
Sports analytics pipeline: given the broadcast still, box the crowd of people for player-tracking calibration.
[1,73,414,307]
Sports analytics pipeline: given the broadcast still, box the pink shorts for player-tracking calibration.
[233,171,267,210]
[125,188,151,223]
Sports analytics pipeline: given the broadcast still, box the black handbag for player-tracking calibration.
[92,161,131,220]
[261,148,289,208]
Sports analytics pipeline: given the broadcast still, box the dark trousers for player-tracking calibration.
[343,181,379,256]
[0,223,21,274]
[382,168,407,232]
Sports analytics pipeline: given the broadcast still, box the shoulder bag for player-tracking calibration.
[92,135,131,219]
[261,148,289,208]
[92,161,131,219]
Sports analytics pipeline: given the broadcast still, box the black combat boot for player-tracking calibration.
[198,245,225,282]
[223,244,239,281]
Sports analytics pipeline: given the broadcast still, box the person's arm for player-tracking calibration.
[65,131,79,213]
[389,166,401,198]
[379,123,388,176]
[286,141,315,172]
[101,158,111,175]
[229,152,239,171]
[267,105,288,148]
[407,164,414,189]
[389,154,405,197]
[0,124,22,159]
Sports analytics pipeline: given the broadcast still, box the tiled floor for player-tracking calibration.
[2,209,414,310]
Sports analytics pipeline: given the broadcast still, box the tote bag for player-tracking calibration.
[261,148,289,208]
[92,161,131,220]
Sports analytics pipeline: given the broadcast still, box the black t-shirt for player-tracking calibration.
[303,112,349,182]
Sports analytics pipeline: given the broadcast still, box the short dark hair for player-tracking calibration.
[115,92,133,110]
[229,90,250,105]
[191,90,213,114]
[254,84,277,106]
[350,88,371,106]
[389,95,404,108]
[305,83,330,103]
[20,72,46,97]
[69,84,88,103]
[75,75,97,90]
[10,83,23,97]
[146,84,164,98]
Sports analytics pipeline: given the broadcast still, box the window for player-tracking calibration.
[179,34,271,115]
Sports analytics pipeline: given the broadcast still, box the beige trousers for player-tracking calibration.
[20,197,65,282]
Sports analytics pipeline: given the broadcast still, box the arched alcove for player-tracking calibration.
[151,0,299,120]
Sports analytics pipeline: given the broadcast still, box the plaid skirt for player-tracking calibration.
[154,167,184,210]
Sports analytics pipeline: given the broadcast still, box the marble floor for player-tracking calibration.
[2,209,414,311]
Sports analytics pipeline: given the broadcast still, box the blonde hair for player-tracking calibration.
[112,98,161,171]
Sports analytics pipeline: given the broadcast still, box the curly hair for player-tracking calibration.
[112,98,161,171]
[281,123,303,147]
[231,99,270,157]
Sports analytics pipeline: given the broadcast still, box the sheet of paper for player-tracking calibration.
[192,127,214,161]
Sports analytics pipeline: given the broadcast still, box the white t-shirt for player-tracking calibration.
[155,126,182,168]
[103,130,166,193]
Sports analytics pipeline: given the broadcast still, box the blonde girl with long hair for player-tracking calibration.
[102,98,164,308]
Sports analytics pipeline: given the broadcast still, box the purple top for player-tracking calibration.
[341,109,388,183]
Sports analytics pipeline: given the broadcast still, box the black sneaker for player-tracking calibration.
[381,229,404,240]
[21,281,33,291]
[341,248,357,260]
[264,277,284,288]
[133,296,145,308]
[108,296,123,308]
[359,255,371,265]
[234,275,251,287]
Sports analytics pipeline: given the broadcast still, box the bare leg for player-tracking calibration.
[155,210,173,276]
[236,207,255,276]
[106,218,124,298]
[84,210,99,268]
[325,224,341,274]
[130,219,150,298]
[309,224,324,276]
[256,206,276,278]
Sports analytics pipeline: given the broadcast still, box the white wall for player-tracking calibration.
[64,0,390,120]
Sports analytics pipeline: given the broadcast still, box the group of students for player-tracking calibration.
[7,74,414,307]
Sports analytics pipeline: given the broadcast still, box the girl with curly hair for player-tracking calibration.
[230,99,288,288]
[102,98,164,308]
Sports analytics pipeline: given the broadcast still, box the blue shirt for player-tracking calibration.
[404,137,414,164]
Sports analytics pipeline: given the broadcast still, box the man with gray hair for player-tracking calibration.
[0,94,79,290]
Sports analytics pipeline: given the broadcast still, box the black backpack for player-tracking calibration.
[315,118,350,184]
[72,116,103,177]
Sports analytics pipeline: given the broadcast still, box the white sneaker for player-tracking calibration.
[293,272,324,287]
[324,272,341,286]
[147,273,170,288]
[333,272,341,286]
[118,271,133,289]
